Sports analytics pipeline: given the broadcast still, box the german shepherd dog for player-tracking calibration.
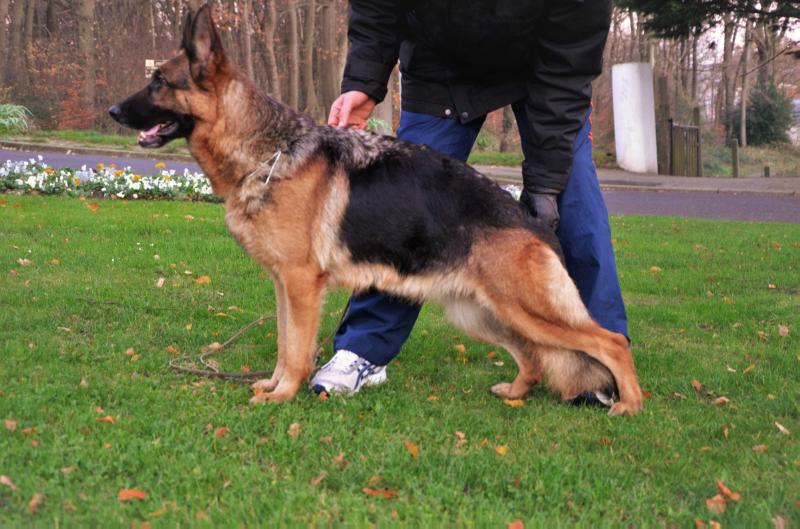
[109,5,643,416]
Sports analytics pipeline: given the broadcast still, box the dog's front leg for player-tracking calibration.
[251,272,288,394]
[250,266,326,403]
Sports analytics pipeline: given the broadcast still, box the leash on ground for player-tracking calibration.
[168,310,341,383]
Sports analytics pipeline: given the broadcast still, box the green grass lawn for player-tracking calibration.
[1,195,798,528]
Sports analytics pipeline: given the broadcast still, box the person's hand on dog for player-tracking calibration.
[328,91,377,129]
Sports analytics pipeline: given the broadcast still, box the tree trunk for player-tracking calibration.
[499,106,516,152]
[78,0,96,127]
[144,0,156,56]
[173,0,184,40]
[260,0,281,101]
[46,0,58,36]
[287,1,301,109]
[740,18,752,148]
[318,1,340,112]
[241,0,254,79]
[0,0,10,85]
[302,0,320,117]
[721,14,736,135]
[7,0,26,87]
[24,0,35,73]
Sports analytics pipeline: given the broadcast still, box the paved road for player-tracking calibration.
[603,190,800,223]
[3,148,799,223]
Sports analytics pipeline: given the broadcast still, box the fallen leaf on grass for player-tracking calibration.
[503,399,525,408]
[26,492,45,513]
[705,494,727,515]
[4,419,17,432]
[455,431,467,447]
[194,275,212,285]
[96,415,116,424]
[495,445,508,457]
[774,515,788,529]
[310,472,327,486]
[716,480,741,501]
[768,283,777,289]
[368,475,383,485]
[118,489,148,501]
[508,521,525,529]
[319,436,332,445]
[17,258,32,267]
[214,427,230,438]
[282,423,301,439]
[743,363,756,374]
[332,451,348,467]
[363,487,398,500]
[752,444,768,452]
[691,379,704,391]
[487,351,497,359]
[453,343,466,353]
[404,440,420,459]
[775,422,791,435]
[79,378,89,388]
[710,522,721,529]
[712,396,731,406]
[61,466,75,475]
[649,266,662,273]
[778,325,789,337]
[0,475,17,491]
[155,277,165,288]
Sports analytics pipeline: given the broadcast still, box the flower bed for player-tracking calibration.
[2,156,523,203]
[0,156,215,201]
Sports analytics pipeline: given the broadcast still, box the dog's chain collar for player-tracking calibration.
[246,149,284,186]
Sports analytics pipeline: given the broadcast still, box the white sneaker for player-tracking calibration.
[310,350,388,395]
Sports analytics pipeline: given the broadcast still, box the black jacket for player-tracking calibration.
[341,0,612,194]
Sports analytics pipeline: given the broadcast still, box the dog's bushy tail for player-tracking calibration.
[539,349,617,400]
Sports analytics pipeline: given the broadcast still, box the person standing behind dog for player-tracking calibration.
[311,0,627,404]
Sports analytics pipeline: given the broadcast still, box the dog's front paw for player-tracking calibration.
[491,382,519,399]
[249,382,300,405]
[607,400,643,417]
[249,390,295,405]
[251,376,279,393]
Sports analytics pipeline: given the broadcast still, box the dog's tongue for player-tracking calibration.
[139,124,161,141]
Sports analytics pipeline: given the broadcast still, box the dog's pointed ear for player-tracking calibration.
[180,9,195,53]
[184,4,226,80]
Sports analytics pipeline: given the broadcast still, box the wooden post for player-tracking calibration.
[668,118,675,176]
[656,76,671,175]
[731,140,739,178]
[764,165,770,178]
[693,106,703,177]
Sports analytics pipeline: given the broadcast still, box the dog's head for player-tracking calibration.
[108,4,228,148]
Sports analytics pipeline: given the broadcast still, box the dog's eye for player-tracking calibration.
[152,72,167,89]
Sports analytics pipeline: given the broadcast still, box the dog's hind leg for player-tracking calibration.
[250,266,326,403]
[252,272,288,393]
[443,299,541,399]
[471,234,643,415]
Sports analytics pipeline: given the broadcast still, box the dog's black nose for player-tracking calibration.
[108,105,122,121]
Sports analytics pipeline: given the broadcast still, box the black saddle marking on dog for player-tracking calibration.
[335,139,559,275]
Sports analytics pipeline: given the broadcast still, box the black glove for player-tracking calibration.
[522,192,560,232]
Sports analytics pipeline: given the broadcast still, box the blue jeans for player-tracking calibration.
[333,109,628,365]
